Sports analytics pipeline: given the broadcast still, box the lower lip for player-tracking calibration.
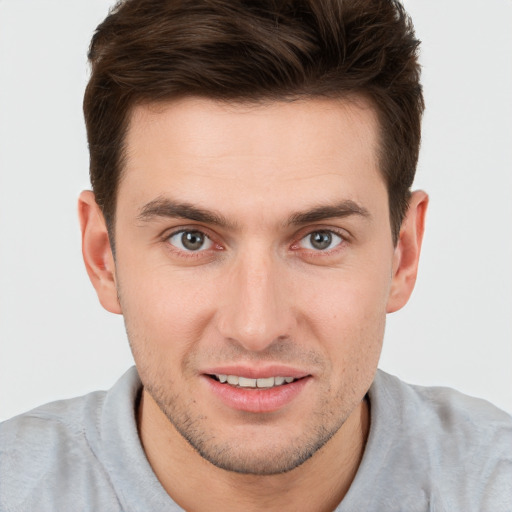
[203,376,311,413]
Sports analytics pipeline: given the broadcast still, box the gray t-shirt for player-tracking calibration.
[1,367,511,511]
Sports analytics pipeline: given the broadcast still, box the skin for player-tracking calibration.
[79,97,427,511]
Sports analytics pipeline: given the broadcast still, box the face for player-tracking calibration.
[110,97,397,474]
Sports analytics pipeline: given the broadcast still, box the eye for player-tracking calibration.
[298,230,343,251]
[168,230,213,252]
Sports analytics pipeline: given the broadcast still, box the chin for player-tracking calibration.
[180,429,335,475]
[154,391,347,476]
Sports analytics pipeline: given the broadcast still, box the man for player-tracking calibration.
[1,0,511,510]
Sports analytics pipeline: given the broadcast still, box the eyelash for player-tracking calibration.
[162,228,222,260]
[162,227,348,259]
[168,230,214,251]
[290,228,348,257]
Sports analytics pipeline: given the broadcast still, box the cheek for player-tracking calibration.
[298,264,390,364]
[116,261,219,358]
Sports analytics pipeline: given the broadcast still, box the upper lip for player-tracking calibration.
[202,365,311,379]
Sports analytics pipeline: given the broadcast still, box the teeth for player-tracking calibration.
[215,374,297,388]
[238,377,257,387]
[256,377,275,388]
[227,375,239,385]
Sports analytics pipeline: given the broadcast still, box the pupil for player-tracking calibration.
[311,231,331,250]
[182,231,204,250]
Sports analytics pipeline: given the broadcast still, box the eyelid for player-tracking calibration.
[167,229,213,252]
[160,224,213,242]
[299,231,342,250]
[290,226,349,253]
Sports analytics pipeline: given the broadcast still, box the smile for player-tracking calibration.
[204,369,312,413]
[212,374,297,389]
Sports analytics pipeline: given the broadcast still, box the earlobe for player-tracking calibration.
[78,190,122,314]
[386,190,429,314]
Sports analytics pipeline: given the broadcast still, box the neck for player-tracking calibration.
[138,390,369,512]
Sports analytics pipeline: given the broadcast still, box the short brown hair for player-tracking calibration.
[84,0,423,244]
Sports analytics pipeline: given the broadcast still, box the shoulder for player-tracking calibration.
[374,370,512,448]
[363,370,512,510]
[0,389,121,511]
[374,369,512,432]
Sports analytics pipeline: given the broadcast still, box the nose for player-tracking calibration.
[215,250,296,352]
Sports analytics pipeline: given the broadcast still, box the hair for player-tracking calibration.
[84,0,423,245]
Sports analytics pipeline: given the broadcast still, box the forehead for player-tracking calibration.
[119,96,386,221]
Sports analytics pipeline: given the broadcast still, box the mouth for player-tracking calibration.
[208,374,301,389]
[203,370,311,413]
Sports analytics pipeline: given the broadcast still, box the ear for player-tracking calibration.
[78,190,122,314]
[386,190,429,313]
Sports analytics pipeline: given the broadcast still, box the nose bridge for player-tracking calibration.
[217,245,291,352]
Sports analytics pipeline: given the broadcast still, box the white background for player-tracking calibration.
[0,0,511,421]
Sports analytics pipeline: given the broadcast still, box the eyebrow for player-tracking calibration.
[287,200,371,225]
[137,197,370,228]
[137,198,237,229]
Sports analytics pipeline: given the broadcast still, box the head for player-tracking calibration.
[84,0,423,248]
[79,0,427,477]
